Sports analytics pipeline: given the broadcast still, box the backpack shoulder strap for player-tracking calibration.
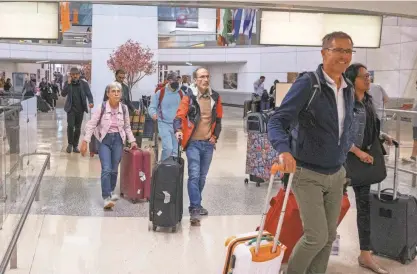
[178,89,183,99]
[158,88,165,107]
[303,71,321,112]
[96,102,106,127]
[122,103,127,116]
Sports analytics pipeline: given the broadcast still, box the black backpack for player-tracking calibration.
[287,71,322,155]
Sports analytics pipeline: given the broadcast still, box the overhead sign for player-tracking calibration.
[0,2,59,40]
[260,11,382,48]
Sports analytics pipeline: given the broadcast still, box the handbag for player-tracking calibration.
[345,136,387,186]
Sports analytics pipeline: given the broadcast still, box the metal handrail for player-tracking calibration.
[380,108,417,115]
[0,153,51,272]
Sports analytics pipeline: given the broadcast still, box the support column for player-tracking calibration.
[91,4,158,105]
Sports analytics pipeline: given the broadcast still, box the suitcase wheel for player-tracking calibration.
[171,226,177,233]
[244,178,248,185]
[131,199,138,204]
[152,225,157,232]
[256,182,261,187]
[120,193,124,197]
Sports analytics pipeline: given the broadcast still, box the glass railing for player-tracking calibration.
[0,32,261,49]
[0,95,51,271]
[377,99,417,189]
[158,32,260,48]
[0,31,91,48]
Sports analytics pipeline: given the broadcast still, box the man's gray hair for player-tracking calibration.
[322,31,354,49]
[192,67,209,79]
[106,81,122,93]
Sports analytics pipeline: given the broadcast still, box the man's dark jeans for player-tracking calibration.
[67,111,84,147]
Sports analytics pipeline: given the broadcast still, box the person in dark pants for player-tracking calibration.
[62,67,94,153]
[51,80,60,108]
[345,63,394,274]
[39,78,53,107]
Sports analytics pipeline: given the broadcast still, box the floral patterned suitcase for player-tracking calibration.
[245,132,280,181]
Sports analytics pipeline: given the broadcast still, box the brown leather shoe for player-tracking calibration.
[358,258,389,274]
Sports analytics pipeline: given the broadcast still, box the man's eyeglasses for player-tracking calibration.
[326,48,356,55]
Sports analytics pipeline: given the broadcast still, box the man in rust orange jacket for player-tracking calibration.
[174,67,223,226]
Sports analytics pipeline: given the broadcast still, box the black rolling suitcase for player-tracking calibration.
[37,96,51,112]
[149,142,184,232]
[370,141,417,264]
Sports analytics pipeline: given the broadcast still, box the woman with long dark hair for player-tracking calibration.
[345,63,393,274]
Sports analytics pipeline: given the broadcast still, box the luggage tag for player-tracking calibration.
[162,191,171,204]
[139,171,146,182]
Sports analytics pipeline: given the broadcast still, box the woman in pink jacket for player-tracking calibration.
[80,81,137,209]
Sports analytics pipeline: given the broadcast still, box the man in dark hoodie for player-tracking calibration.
[62,67,94,153]
[267,31,355,274]
[103,69,139,115]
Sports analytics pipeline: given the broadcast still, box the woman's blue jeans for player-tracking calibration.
[98,133,123,199]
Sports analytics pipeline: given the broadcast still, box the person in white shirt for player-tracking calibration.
[402,103,417,164]
[253,76,265,97]
[368,80,389,121]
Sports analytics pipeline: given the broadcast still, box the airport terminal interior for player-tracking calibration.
[1,1,417,274]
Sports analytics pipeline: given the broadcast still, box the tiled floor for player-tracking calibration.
[1,106,417,273]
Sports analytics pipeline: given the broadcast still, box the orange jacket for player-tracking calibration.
[174,88,223,149]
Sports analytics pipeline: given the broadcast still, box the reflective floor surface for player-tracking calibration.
[3,106,417,273]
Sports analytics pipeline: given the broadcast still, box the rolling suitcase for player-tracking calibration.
[370,140,417,264]
[37,96,51,112]
[149,141,184,232]
[119,147,152,203]
[223,164,287,274]
[261,187,350,263]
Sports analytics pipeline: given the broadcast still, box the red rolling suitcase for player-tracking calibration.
[120,147,151,203]
[259,180,350,263]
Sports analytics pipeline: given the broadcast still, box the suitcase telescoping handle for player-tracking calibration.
[378,140,399,200]
[254,163,293,255]
[177,138,182,163]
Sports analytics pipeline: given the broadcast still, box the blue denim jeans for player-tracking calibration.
[158,121,178,161]
[98,133,123,199]
[186,140,214,211]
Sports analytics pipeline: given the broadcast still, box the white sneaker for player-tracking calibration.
[402,156,416,164]
[111,193,119,201]
[103,198,115,209]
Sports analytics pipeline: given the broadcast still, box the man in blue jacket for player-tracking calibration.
[148,72,185,161]
[268,31,355,274]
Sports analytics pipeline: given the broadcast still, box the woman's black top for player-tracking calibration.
[361,93,377,149]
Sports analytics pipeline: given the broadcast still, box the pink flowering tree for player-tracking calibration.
[80,63,91,82]
[107,39,157,98]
